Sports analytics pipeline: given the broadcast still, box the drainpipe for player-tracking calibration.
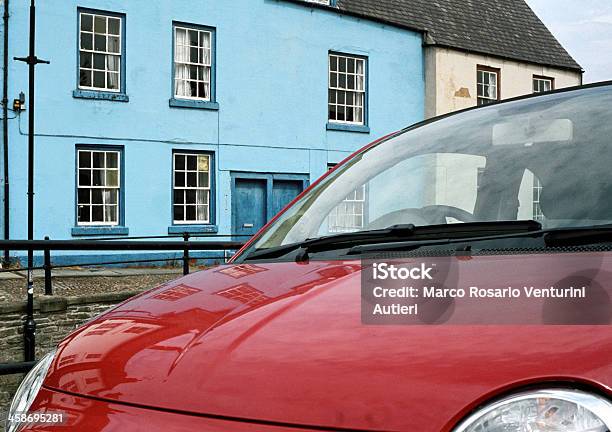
[2,0,9,265]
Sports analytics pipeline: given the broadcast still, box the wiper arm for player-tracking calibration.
[348,220,542,255]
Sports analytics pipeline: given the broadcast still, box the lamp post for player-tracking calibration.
[14,0,49,362]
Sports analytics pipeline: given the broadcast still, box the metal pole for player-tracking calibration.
[183,233,190,275]
[14,0,49,362]
[43,235,51,295]
[2,0,10,266]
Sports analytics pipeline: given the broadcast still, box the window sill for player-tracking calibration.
[71,226,129,237]
[73,89,129,102]
[169,98,219,110]
[168,225,219,235]
[326,122,370,133]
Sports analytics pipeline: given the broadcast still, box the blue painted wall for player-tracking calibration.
[0,0,424,262]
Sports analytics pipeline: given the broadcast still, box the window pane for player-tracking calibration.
[78,205,90,223]
[106,170,118,187]
[93,54,105,69]
[197,205,208,221]
[92,152,105,168]
[104,205,117,223]
[186,190,196,204]
[80,69,92,87]
[174,205,185,221]
[94,16,106,34]
[93,71,105,88]
[94,34,106,52]
[106,152,118,168]
[81,14,93,32]
[196,190,208,205]
[197,155,209,172]
[186,172,197,187]
[78,189,90,204]
[92,205,104,222]
[106,189,118,204]
[108,18,120,35]
[186,155,197,170]
[80,52,92,68]
[190,47,198,63]
[175,154,185,170]
[92,170,104,186]
[108,36,120,53]
[200,32,211,49]
[81,33,93,50]
[79,151,91,168]
[79,170,91,186]
[186,205,196,221]
[329,104,337,121]
[189,30,198,46]
[347,58,355,73]
[107,73,119,90]
[198,172,209,188]
[174,190,184,204]
[91,189,103,204]
[175,172,185,187]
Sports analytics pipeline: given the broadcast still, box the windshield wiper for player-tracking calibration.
[244,220,541,262]
[543,225,612,247]
[349,222,612,255]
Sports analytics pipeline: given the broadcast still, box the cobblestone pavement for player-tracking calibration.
[0,267,199,303]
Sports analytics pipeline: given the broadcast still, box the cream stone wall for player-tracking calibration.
[425,47,582,118]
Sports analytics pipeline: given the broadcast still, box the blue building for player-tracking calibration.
[0,0,425,263]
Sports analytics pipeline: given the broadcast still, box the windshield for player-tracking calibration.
[238,83,612,258]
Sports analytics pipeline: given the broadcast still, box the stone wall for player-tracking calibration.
[0,291,142,431]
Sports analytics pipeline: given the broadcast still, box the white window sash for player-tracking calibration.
[328,54,366,125]
[78,12,122,93]
[173,26,213,101]
[173,153,212,224]
[77,150,121,226]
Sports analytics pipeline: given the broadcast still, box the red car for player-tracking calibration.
[8,82,612,432]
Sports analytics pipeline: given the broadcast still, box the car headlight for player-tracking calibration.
[453,389,612,432]
[6,350,56,432]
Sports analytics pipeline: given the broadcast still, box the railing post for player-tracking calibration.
[43,235,52,295]
[182,233,190,275]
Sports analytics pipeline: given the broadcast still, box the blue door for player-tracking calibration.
[233,178,267,237]
[232,173,309,237]
[272,180,304,216]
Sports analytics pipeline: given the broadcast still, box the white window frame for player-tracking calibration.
[78,11,122,93]
[77,149,121,226]
[328,53,366,125]
[533,76,554,93]
[477,67,499,106]
[173,26,213,101]
[532,177,544,221]
[173,153,212,225]
[328,186,366,233]
[306,0,331,4]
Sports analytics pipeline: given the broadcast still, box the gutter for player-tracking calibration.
[2,0,9,265]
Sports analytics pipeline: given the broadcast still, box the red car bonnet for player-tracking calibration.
[44,254,612,432]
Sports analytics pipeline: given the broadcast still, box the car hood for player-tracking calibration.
[45,254,612,432]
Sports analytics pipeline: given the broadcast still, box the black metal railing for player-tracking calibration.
[0,234,247,375]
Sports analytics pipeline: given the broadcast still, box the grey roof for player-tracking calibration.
[335,0,582,71]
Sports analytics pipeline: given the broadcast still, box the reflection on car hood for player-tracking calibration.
[45,254,612,432]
